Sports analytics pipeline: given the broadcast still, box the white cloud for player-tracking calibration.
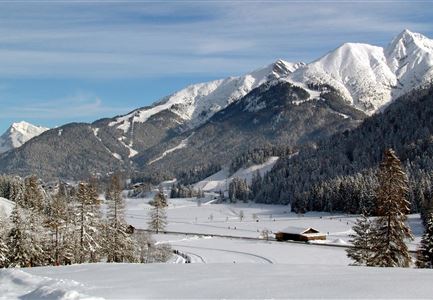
[0,92,133,120]
[0,2,430,78]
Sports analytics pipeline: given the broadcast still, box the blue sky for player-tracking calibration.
[1,0,433,132]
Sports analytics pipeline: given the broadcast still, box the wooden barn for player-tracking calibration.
[275,226,326,242]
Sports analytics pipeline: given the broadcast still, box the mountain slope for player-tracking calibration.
[386,29,433,95]
[287,29,433,113]
[256,83,433,212]
[0,30,432,181]
[0,121,49,154]
[109,60,304,133]
[0,123,126,180]
[133,81,366,177]
[106,60,304,156]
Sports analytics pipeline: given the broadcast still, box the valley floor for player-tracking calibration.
[0,195,430,299]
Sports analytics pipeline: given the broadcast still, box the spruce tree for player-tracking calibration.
[0,236,8,268]
[21,175,46,266]
[7,205,31,267]
[416,213,433,268]
[105,175,134,263]
[75,182,101,263]
[370,149,413,267]
[86,180,103,263]
[63,198,79,265]
[27,207,46,267]
[0,211,9,267]
[23,175,44,211]
[45,186,68,265]
[346,212,373,266]
[148,192,167,234]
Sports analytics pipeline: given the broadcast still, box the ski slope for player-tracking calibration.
[193,156,279,192]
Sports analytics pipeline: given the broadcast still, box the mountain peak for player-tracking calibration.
[394,29,430,44]
[0,121,49,153]
[387,29,433,55]
[385,29,433,85]
[10,121,37,131]
[272,59,305,75]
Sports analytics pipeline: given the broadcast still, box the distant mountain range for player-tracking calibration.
[1,29,432,181]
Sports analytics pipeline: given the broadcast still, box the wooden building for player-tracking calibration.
[275,226,326,242]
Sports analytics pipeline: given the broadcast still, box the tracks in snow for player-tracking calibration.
[172,244,273,264]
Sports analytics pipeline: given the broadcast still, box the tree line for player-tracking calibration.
[347,149,432,268]
[245,84,433,219]
[0,174,171,268]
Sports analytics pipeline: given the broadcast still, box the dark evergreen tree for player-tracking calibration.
[346,212,373,266]
[105,175,134,263]
[229,177,249,203]
[44,185,68,265]
[7,205,31,267]
[0,211,8,268]
[416,213,433,268]
[370,149,413,267]
[75,182,101,264]
[148,192,167,234]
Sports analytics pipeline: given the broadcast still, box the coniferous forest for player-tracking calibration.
[0,175,171,268]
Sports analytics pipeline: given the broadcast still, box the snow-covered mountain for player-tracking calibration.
[0,121,49,153]
[386,29,433,95]
[1,30,432,180]
[109,60,305,133]
[109,30,433,136]
[288,29,433,113]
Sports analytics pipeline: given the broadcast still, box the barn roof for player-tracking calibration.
[279,226,322,235]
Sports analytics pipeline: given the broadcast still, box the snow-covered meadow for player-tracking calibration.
[0,193,430,299]
[3,263,433,299]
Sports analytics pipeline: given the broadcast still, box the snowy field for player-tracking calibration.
[2,263,433,299]
[1,194,430,299]
[124,195,423,247]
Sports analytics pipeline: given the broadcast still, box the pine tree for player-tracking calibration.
[416,213,433,268]
[0,210,9,268]
[45,185,68,265]
[27,207,47,267]
[9,177,25,204]
[23,175,44,211]
[346,212,373,266]
[7,205,31,267]
[148,192,167,234]
[105,175,134,263]
[250,170,262,200]
[370,149,413,267]
[20,175,47,266]
[0,236,8,268]
[157,187,168,207]
[75,182,101,263]
[86,180,103,263]
[63,199,79,265]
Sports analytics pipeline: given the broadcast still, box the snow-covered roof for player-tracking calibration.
[279,226,322,235]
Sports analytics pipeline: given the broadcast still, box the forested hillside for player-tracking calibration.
[255,83,433,215]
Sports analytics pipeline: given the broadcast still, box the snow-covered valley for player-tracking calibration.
[1,193,429,299]
[1,0,433,298]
